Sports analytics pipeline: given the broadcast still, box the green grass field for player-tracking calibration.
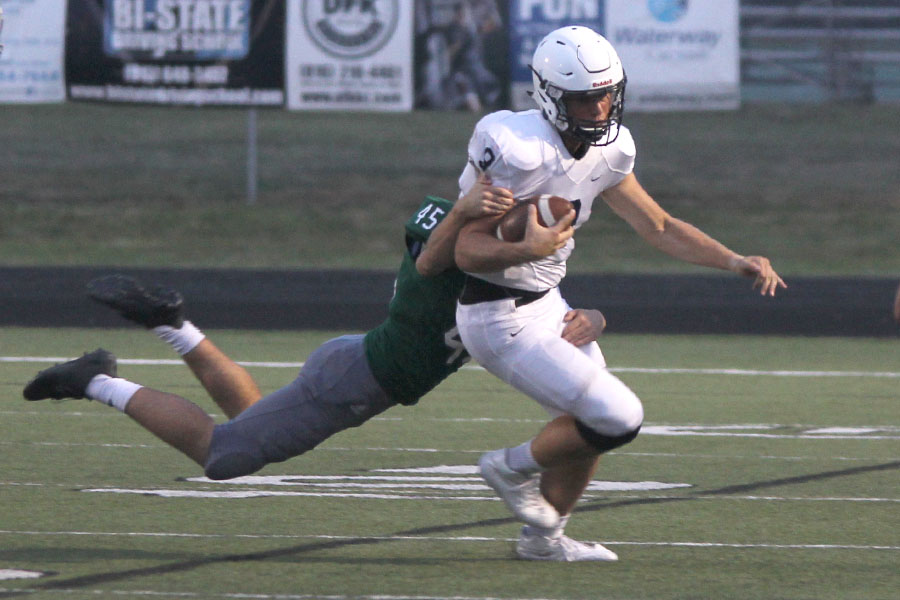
[2,103,899,275]
[1,328,897,599]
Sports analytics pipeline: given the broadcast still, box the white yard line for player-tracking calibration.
[4,486,893,504]
[0,570,44,581]
[1,529,897,552]
[1,477,897,503]
[75,488,900,503]
[3,355,900,378]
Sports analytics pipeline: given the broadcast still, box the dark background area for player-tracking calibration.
[3,267,897,337]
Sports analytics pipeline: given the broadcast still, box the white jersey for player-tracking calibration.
[458,109,636,291]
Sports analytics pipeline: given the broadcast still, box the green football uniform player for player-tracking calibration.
[23,181,516,480]
[206,196,476,478]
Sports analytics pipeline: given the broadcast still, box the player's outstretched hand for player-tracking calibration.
[457,172,514,220]
[521,205,575,259]
[561,309,606,346]
[730,255,787,296]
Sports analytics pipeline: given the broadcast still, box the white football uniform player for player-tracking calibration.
[453,26,644,562]
[455,25,784,562]
[455,107,643,439]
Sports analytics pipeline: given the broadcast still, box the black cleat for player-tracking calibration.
[87,275,184,329]
[23,349,117,401]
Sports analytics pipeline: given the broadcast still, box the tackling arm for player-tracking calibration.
[602,173,786,296]
[416,173,515,276]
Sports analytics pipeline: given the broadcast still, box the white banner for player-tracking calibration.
[0,0,67,103]
[606,0,739,111]
[286,0,413,112]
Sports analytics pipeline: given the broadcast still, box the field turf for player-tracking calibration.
[1,327,897,599]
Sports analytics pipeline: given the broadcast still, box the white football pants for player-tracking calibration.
[456,288,643,437]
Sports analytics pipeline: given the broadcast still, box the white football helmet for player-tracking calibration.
[530,26,626,147]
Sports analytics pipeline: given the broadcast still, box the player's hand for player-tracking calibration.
[561,309,606,346]
[457,172,514,220]
[521,205,575,259]
[729,255,787,296]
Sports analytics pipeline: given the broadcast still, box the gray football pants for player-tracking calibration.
[204,335,395,480]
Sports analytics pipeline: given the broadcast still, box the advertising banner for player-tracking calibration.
[0,0,67,103]
[606,0,739,111]
[286,0,413,112]
[413,0,508,112]
[65,0,284,106]
[508,0,604,110]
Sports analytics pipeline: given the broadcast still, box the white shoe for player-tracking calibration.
[478,450,560,529]
[516,528,619,562]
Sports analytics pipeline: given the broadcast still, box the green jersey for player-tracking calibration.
[363,196,469,405]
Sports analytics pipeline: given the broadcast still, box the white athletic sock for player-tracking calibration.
[525,514,570,540]
[506,440,543,475]
[85,374,142,413]
[153,320,205,355]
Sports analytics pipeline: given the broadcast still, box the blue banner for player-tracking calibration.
[508,0,604,109]
[66,0,284,106]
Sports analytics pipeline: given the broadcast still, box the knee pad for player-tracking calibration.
[572,369,644,436]
[203,426,267,481]
[575,419,641,453]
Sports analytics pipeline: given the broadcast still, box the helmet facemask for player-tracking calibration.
[538,73,627,147]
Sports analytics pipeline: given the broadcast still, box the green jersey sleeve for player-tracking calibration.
[363,196,469,405]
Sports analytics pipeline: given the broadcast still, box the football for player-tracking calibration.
[496,195,574,242]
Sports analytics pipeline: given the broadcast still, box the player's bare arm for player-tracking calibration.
[416,173,514,276]
[602,173,787,296]
[561,308,606,347]
[455,204,575,273]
